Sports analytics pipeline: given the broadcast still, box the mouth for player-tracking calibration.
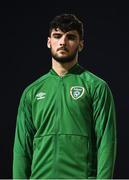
[57,47,68,52]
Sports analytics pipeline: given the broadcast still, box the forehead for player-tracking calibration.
[51,28,79,36]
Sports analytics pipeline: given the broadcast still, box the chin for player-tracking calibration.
[54,57,75,63]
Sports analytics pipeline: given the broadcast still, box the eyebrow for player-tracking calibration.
[52,32,78,38]
[52,32,63,36]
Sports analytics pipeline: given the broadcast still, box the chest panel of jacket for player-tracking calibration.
[32,74,93,137]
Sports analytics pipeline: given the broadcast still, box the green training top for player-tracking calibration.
[13,63,117,179]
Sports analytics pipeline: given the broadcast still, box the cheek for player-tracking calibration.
[70,44,79,52]
[50,41,58,49]
[50,44,57,54]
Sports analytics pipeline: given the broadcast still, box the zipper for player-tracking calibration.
[55,77,63,132]
[53,77,64,177]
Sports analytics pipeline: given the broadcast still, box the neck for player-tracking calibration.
[52,59,78,77]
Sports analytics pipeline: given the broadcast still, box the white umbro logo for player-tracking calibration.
[36,92,46,100]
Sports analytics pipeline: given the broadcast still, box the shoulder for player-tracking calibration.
[81,68,107,87]
[82,69,106,84]
[79,67,111,97]
[19,72,50,103]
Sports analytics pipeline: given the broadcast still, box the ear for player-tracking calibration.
[47,37,51,48]
[78,40,84,52]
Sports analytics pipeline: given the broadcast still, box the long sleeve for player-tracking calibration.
[92,82,117,179]
[13,91,36,179]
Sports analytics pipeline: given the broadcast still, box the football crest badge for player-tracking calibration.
[70,86,85,100]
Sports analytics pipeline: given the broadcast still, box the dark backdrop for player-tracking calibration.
[0,6,129,178]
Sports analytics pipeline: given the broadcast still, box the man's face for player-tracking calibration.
[47,28,83,63]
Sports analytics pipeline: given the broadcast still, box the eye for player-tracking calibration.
[67,34,77,40]
[53,34,62,39]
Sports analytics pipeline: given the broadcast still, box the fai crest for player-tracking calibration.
[70,86,85,100]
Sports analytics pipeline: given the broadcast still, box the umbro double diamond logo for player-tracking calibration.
[36,92,46,100]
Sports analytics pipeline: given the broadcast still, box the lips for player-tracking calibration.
[57,47,68,52]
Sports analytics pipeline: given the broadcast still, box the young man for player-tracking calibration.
[13,14,117,179]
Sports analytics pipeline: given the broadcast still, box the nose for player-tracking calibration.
[59,36,67,46]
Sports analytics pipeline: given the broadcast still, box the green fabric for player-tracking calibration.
[13,63,117,179]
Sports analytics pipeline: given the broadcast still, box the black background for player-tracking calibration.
[0,5,129,178]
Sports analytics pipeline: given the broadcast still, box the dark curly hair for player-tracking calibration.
[49,14,84,40]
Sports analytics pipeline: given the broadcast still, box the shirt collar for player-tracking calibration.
[50,63,85,77]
